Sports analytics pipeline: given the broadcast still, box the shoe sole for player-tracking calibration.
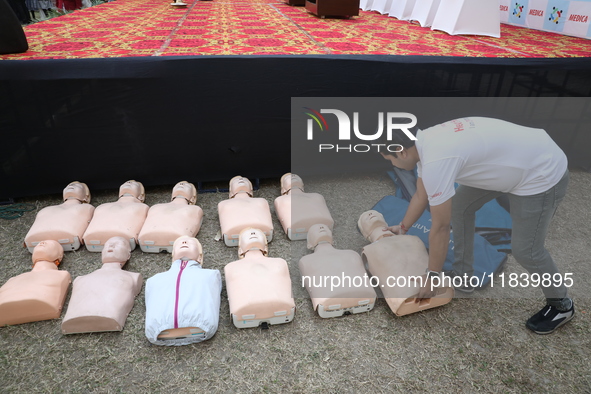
[526,311,575,335]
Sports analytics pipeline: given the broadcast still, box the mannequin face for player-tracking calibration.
[281,173,304,195]
[291,174,304,189]
[119,180,145,202]
[63,182,90,203]
[307,223,333,250]
[358,210,388,240]
[238,228,268,257]
[102,236,131,265]
[32,240,64,266]
[229,176,253,198]
[172,181,197,205]
[172,236,203,264]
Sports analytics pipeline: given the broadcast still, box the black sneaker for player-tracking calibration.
[454,283,475,293]
[443,271,475,293]
[526,303,575,334]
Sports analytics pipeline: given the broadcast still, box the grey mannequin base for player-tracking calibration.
[231,307,295,328]
[317,301,374,318]
[26,237,81,253]
[287,228,308,241]
[84,238,136,253]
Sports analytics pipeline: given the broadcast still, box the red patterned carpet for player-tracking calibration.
[2,0,591,60]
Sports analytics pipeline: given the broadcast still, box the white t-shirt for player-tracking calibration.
[416,117,568,206]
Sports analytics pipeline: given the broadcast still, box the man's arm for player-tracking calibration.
[427,198,452,272]
[416,197,452,301]
[388,177,429,234]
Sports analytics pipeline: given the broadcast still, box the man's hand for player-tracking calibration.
[386,225,405,235]
[415,274,437,303]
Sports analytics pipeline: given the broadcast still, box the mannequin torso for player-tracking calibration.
[139,186,204,253]
[25,182,95,252]
[224,228,294,328]
[218,176,273,246]
[62,267,142,334]
[274,173,333,241]
[299,242,376,318]
[0,241,71,326]
[359,210,453,316]
[83,181,149,252]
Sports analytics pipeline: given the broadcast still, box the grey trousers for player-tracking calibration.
[451,170,570,307]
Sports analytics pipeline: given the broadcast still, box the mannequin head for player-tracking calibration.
[238,227,268,258]
[358,210,394,242]
[119,180,145,202]
[101,236,131,266]
[229,176,253,198]
[280,173,304,195]
[171,181,197,205]
[172,236,203,265]
[63,181,91,203]
[32,240,64,267]
[307,223,333,250]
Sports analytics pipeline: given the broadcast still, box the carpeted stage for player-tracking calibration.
[1,0,591,200]
[2,0,591,59]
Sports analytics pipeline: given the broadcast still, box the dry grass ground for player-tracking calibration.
[0,171,589,393]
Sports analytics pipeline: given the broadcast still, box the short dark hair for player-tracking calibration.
[378,127,418,158]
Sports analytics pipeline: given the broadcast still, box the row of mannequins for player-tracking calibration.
[1,174,453,346]
[24,174,333,253]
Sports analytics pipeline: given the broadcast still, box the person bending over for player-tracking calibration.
[380,116,572,334]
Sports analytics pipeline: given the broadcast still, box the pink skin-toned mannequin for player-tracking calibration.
[299,224,376,318]
[358,210,454,316]
[24,182,95,253]
[0,240,71,326]
[138,181,204,253]
[82,180,149,252]
[224,228,295,328]
[274,173,334,241]
[218,176,273,247]
[61,236,142,334]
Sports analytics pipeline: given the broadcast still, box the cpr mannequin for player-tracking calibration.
[61,236,142,334]
[274,173,334,241]
[299,224,376,318]
[145,236,222,346]
[358,210,454,316]
[0,240,70,326]
[24,181,95,252]
[138,181,204,253]
[83,180,149,252]
[218,176,273,246]
[224,228,295,328]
